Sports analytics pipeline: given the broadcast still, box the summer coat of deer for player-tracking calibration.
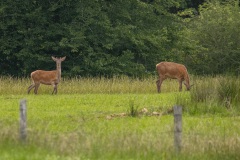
[156,62,191,93]
[27,56,66,94]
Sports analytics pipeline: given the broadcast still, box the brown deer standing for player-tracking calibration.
[156,62,191,93]
[27,56,66,94]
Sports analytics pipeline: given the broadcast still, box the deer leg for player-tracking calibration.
[156,80,160,93]
[156,77,164,93]
[52,84,58,94]
[34,83,40,94]
[27,84,35,94]
[178,79,183,92]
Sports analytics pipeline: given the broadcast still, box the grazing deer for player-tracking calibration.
[27,56,66,94]
[156,62,192,93]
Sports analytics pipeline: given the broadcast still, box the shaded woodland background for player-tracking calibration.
[0,0,240,77]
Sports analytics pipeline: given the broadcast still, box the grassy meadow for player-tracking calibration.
[0,76,240,159]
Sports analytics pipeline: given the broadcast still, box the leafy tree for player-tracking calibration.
[61,0,188,77]
[181,0,240,75]
[0,0,78,76]
[0,0,206,77]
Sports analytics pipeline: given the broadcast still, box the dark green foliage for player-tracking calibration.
[183,0,240,75]
[1,0,240,77]
[0,0,78,76]
[0,0,202,77]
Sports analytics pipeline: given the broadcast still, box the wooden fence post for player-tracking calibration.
[20,99,27,142]
[173,105,182,152]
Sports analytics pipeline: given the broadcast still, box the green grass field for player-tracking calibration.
[0,76,240,159]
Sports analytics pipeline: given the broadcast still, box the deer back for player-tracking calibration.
[31,70,59,85]
[156,62,189,80]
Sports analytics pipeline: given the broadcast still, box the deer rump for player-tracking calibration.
[156,62,191,93]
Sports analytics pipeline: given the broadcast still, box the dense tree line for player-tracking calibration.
[0,0,239,77]
[184,0,240,75]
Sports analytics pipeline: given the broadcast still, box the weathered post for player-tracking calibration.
[173,105,182,152]
[20,99,27,142]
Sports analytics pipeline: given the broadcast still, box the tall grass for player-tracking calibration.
[0,75,182,95]
[1,75,240,159]
[217,76,240,109]
[185,76,240,115]
[1,75,240,114]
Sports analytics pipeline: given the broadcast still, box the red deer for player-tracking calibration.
[156,62,191,93]
[27,56,66,94]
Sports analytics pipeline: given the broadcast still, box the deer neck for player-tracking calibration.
[56,63,62,82]
[185,74,191,90]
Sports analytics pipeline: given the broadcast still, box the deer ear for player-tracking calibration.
[61,56,66,61]
[52,56,57,61]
